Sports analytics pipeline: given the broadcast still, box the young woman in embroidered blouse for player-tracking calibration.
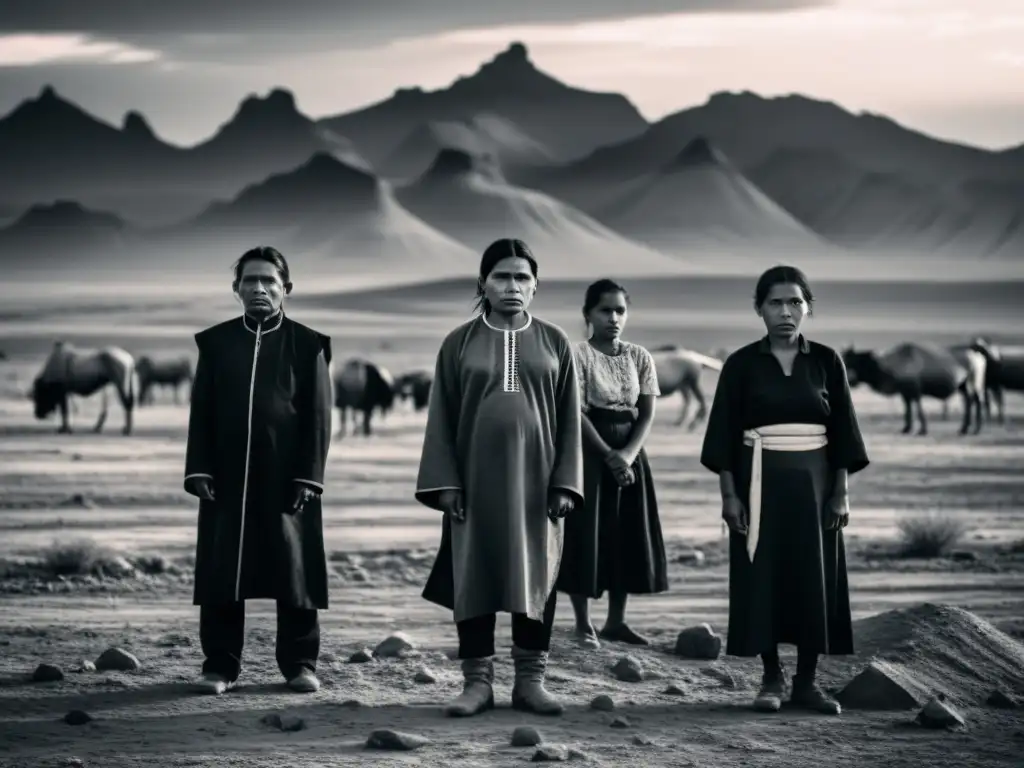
[555,279,669,648]
[416,238,584,718]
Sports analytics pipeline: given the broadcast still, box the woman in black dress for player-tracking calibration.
[700,266,869,715]
[556,279,668,648]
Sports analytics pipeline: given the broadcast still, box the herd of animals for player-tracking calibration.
[6,336,1023,438]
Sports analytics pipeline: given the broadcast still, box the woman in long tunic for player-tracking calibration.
[416,238,584,718]
[700,265,869,715]
[556,279,668,648]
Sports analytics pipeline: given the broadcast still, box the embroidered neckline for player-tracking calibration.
[481,311,532,333]
[242,311,284,335]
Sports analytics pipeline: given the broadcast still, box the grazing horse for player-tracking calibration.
[136,354,194,405]
[333,358,396,437]
[394,369,433,412]
[30,341,138,435]
[971,337,1024,424]
[841,342,985,436]
[648,345,724,429]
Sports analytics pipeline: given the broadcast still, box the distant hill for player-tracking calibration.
[381,113,556,181]
[0,200,134,267]
[0,86,369,226]
[318,43,648,168]
[173,152,475,276]
[596,138,822,254]
[394,148,688,278]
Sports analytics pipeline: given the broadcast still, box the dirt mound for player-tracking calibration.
[852,603,1024,704]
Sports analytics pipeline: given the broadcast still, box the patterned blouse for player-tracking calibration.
[573,340,661,413]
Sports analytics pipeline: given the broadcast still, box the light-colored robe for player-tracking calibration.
[416,312,584,622]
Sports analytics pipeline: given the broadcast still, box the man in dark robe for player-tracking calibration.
[184,246,333,695]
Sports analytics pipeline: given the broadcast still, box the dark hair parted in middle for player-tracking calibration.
[754,265,815,313]
[472,238,539,314]
[582,278,631,318]
[233,245,292,286]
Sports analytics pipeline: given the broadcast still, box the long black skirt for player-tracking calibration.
[726,443,854,657]
[555,407,668,598]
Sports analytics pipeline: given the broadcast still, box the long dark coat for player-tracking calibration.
[184,311,333,609]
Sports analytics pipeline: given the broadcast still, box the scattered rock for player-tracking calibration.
[94,647,140,672]
[590,694,615,711]
[337,699,363,709]
[532,745,568,762]
[610,716,631,728]
[348,648,374,663]
[100,556,136,578]
[32,663,64,682]
[674,624,722,660]
[567,747,588,760]
[320,651,337,663]
[65,759,84,767]
[365,729,431,751]
[663,683,686,696]
[413,667,437,684]
[261,713,306,732]
[374,632,416,658]
[700,664,735,688]
[676,549,706,566]
[76,661,96,673]
[916,696,965,729]
[835,661,924,710]
[611,655,644,682]
[986,689,1019,709]
[511,725,544,747]
[64,710,92,725]
[632,735,654,746]
[156,633,192,648]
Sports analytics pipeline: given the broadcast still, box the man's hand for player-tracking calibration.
[187,476,215,501]
[547,489,575,521]
[438,489,465,523]
[825,492,850,530]
[290,483,321,515]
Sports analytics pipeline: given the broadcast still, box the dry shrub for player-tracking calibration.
[40,538,124,577]
[895,513,968,558]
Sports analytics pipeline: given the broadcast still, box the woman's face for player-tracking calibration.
[757,282,809,339]
[480,256,537,315]
[586,290,628,342]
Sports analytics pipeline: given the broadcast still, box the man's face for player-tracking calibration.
[236,260,287,319]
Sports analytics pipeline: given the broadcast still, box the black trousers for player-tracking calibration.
[199,600,319,682]
[456,591,558,659]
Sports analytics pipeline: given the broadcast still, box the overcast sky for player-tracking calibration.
[0,0,1020,150]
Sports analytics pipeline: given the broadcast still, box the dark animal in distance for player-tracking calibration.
[30,341,137,435]
[334,358,396,437]
[971,337,1024,424]
[649,345,724,429]
[136,354,194,405]
[841,342,986,436]
[395,370,433,411]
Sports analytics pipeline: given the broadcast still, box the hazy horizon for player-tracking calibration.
[0,0,1022,151]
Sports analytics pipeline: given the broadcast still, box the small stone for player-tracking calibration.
[65,759,85,767]
[413,667,437,684]
[64,709,92,725]
[511,725,544,747]
[567,747,588,760]
[590,694,615,711]
[611,655,644,682]
[674,623,722,660]
[532,745,568,762]
[320,651,337,663]
[610,716,631,728]
[365,728,431,751]
[260,712,306,731]
[676,549,706,566]
[94,647,140,672]
[348,648,373,663]
[986,689,1019,709]
[155,632,192,647]
[373,632,416,658]
[835,661,924,710]
[632,735,654,746]
[337,699,363,709]
[77,660,97,672]
[700,664,735,688]
[663,683,686,696]
[916,697,965,729]
[32,663,65,682]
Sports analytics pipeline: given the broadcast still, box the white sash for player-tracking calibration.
[742,423,828,562]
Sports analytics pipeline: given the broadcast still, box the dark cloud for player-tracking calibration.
[0,1,831,46]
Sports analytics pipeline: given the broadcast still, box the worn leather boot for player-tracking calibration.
[444,656,495,717]
[510,646,564,715]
